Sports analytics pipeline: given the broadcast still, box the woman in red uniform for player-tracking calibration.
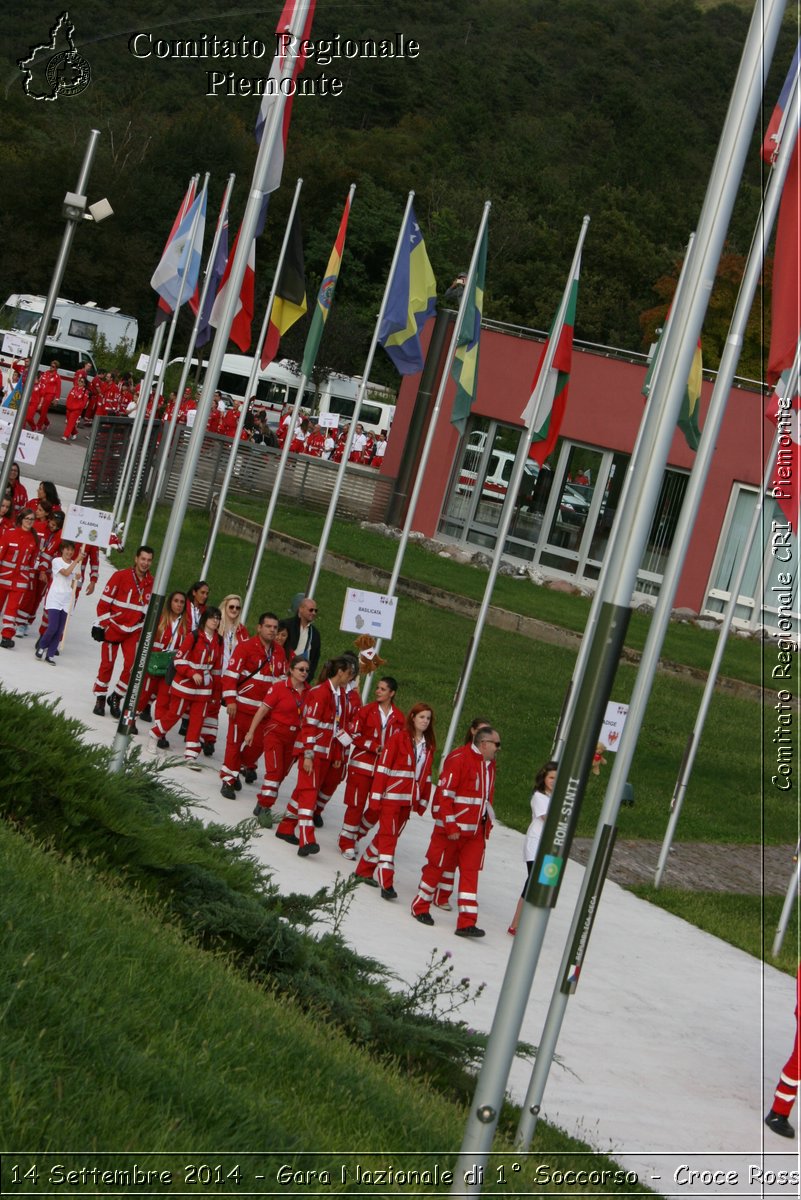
[0,508,39,647]
[7,463,28,513]
[138,590,190,724]
[338,675,403,859]
[243,655,311,821]
[149,607,222,768]
[355,703,435,900]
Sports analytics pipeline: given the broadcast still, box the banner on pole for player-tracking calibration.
[136,352,164,375]
[0,418,42,465]
[340,588,397,638]
[600,701,629,751]
[318,413,340,429]
[1,332,33,358]
[62,503,115,548]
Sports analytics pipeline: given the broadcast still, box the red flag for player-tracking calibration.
[209,226,255,352]
[763,45,801,385]
[766,385,800,534]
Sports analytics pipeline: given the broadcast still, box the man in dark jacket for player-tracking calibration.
[286,595,321,679]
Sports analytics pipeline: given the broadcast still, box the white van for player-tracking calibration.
[0,294,138,352]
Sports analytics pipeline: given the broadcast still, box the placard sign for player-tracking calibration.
[600,701,629,751]
[184,408,197,428]
[319,413,340,429]
[1,332,33,359]
[340,588,397,639]
[62,503,115,549]
[136,352,163,374]
[0,421,43,465]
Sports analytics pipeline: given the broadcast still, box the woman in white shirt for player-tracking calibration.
[508,760,558,935]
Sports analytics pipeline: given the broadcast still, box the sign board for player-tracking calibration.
[2,332,33,359]
[600,700,629,751]
[340,588,397,639]
[319,413,340,429]
[184,408,197,428]
[0,421,43,466]
[136,352,163,374]
[62,503,115,549]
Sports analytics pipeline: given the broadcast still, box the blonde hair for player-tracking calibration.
[219,593,244,637]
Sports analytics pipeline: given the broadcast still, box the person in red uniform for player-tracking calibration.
[313,654,361,825]
[218,611,287,798]
[410,726,500,937]
[6,462,28,513]
[74,541,100,602]
[149,608,223,767]
[25,374,47,430]
[431,716,493,913]
[355,703,435,900]
[304,424,326,457]
[0,496,13,538]
[136,590,190,724]
[0,508,39,647]
[273,656,352,855]
[62,378,90,441]
[338,675,403,858]
[765,963,801,1138]
[20,509,63,638]
[31,361,62,431]
[91,545,154,718]
[243,655,311,820]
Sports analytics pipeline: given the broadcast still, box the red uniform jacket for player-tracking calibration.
[96,566,154,641]
[434,743,496,836]
[348,700,404,776]
[170,629,222,701]
[0,526,39,590]
[222,636,288,715]
[371,729,434,811]
[260,678,308,735]
[297,679,347,759]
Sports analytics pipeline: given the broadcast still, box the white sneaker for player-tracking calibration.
[185,759,202,772]
[435,900,453,912]
[340,847,356,860]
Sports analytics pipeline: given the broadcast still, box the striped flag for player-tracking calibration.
[191,196,230,349]
[524,246,582,465]
[300,192,353,378]
[677,340,703,450]
[261,206,307,367]
[150,182,207,314]
[450,222,488,436]
[152,178,197,325]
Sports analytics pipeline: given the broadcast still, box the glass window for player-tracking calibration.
[68,319,98,341]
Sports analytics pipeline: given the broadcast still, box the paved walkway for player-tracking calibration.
[571,838,795,894]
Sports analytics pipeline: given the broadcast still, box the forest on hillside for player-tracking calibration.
[0,0,795,382]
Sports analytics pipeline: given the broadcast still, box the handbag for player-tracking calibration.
[146,648,175,678]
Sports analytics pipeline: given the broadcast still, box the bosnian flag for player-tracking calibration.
[150,181,207,314]
[762,42,801,385]
[766,376,800,535]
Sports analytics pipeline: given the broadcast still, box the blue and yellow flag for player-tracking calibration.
[378,205,437,375]
[450,222,488,436]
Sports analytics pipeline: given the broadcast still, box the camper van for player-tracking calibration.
[169,355,396,435]
[0,294,138,353]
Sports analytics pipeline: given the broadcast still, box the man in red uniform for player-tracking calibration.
[91,545,154,717]
[410,726,500,937]
[31,360,62,431]
[766,963,801,1138]
[0,509,39,647]
[219,612,286,799]
[62,378,90,441]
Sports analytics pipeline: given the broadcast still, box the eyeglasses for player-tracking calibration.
[486,741,501,748]
[294,666,310,673]
[228,605,241,611]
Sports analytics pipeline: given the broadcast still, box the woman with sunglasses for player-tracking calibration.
[218,594,249,671]
[243,654,311,821]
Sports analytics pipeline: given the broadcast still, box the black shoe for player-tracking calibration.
[92,697,106,716]
[157,736,170,749]
[313,813,324,828]
[275,830,300,845]
[413,911,435,926]
[34,637,42,651]
[455,925,486,938]
[108,694,121,719]
[202,741,215,757]
[139,704,152,723]
[128,722,139,734]
[243,767,258,784]
[35,648,44,660]
[381,887,398,900]
[179,716,189,737]
[233,775,242,792]
[298,842,320,857]
[220,783,237,800]
[765,1110,795,1138]
[0,637,14,649]
[45,657,56,666]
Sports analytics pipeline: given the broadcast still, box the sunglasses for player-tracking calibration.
[228,605,241,611]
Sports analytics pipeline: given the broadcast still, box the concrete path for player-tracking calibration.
[0,469,797,1197]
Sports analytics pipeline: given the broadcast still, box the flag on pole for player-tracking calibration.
[766,380,800,534]
[261,207,307,368]
[450,223,488,435]
[300,192,353,378]
[378,205,437,375]
[191,199,230,349]
[150,183,207,314]
[762,42,801,385]
[153,179,197,325]
[523,254,580,465]
[257,0,317,174]
[677,339,703,450]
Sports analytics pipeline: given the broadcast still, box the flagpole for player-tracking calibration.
[240,182,357,627]
[452,0,785,1187]
[106,322,166,556]
[306,190,416,599]
[142,172,237,549]
[0,130,101,507]
[362,200,491,702]
[515,102,801,1149]
[440,216,589,765]
[202,176,304,577]
[125,174,209,549]
[108,0,313,773]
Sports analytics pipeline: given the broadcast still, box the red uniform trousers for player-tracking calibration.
[255,724,297,810]
[339,768,374,852]
[93,633,139,699]
[138,673,167,716]
[276,755,327,849]
[355,803,411,890]
[0,585,28,640]
[220,709,261,786]
[63,406,84,438]
[152,691,206,760]
[411,822,489,930]
[17,573,48,631]
[314,745,347,818]
[771,967,801,1117]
